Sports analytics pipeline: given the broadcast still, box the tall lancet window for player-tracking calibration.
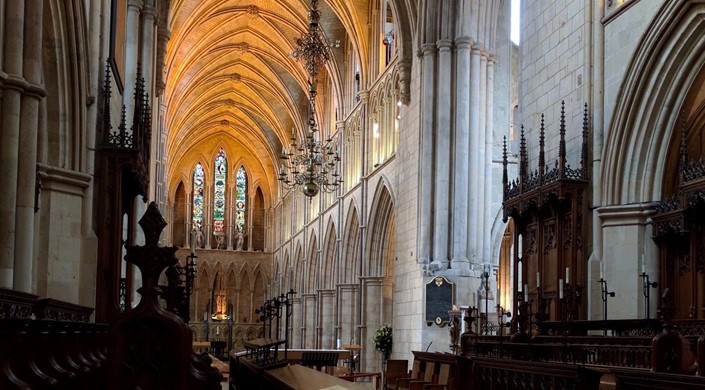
[192,162,205,231]
[213,149,227,234]
[235,166,247,234]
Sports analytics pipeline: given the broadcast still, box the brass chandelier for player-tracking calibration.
[278,0,342,198]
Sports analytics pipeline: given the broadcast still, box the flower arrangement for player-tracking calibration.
[373,324,393,359]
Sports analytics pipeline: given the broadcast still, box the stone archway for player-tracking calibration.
[600,0,705,319]
[603,1,705,205]
[361,180,395,371]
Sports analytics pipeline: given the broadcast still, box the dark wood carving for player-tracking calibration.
[107,202,221,389]
[0,287,38,319]
[502,102,590,323]
[652,119,705,321]
[0,291,109,388]
[469,356,601,390]
[95,61,152,323]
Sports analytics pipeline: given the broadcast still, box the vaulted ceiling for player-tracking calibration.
[164,0,372,196]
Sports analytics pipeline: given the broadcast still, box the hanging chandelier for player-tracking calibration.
[278,0,342,198]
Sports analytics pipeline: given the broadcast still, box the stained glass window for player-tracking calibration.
[235,166,247,233]
[213,149,227,234]
[192,162,205,231]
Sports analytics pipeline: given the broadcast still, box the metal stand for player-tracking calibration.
[254,288,297,361]
[640,272,658,320]
[183,252,198,323]
[482,269,490,335]
[496,305,511,337]
[599,278,615,336]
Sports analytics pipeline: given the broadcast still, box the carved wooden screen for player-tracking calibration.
[652,123,705,320]
[502,103,589,323]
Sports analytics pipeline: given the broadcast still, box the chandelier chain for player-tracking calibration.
[279,0,342,197]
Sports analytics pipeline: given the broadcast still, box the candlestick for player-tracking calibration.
[565,267,570,284]
[559,279,564,299]
[536,271,541,288]
[600,261,604,280]
[641,254,645,272]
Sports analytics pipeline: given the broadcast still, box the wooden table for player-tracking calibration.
[192,341,210,353]
[263,364,370,390]
[243,338,286,365]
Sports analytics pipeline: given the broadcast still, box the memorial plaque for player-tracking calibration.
[425,276,455,327]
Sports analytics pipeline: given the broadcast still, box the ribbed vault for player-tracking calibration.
[164,0,372,198]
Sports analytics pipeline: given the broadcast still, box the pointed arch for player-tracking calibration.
[322,218,338,290]
[192,162,205,234]
[294,242,304,293]
[387,0,415,103]
[283,250,291,292]
[253,267,266,316]
[342,205,361,284]
[235,165,248,236]
[173,181,186,246]
[196,262,212,321]
[226,267,238,296]
[604,1,705,204]
[252,186,265,250]
[307,233,319,293]
[213,148,227,235]
[238,266,252,323]
[367,178,395,276]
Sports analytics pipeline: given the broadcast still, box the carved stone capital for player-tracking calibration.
[455,37,474,50]
[418,43,437,57]
[395,60,411,105]
[436,39,453,51]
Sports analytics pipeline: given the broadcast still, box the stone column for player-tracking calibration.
[337,283,359,351]
[14,0,45,292]
[433,39,452,267]
[227,190,233,250]
[418,44,436,264]
[361,276,383,373]
[318,289,336,349]
[303,293,316,349]
[205,184,212,248]
[477,52,488,262]
[451,37,472,269]
[123,0,142,128]
[467,45,482,263]
[140,3,156,199]
[248,193,254,250]
[290,296,302,348]
[596,203,657,320]
[483,57,495,264]
[0,0,25,287]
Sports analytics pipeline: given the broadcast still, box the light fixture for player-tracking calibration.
[279,0,342,198]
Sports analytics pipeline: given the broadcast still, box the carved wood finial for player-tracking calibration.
[503,136,508,199]
[132,63,144,134]
[559,100,567,178]
[118,105,127,146]
[110,202,222,389]
[124,202,178,302]
[539,114,545,181]
[103,60,112,136]
[519,125,527,190]
[581,103,589,179]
